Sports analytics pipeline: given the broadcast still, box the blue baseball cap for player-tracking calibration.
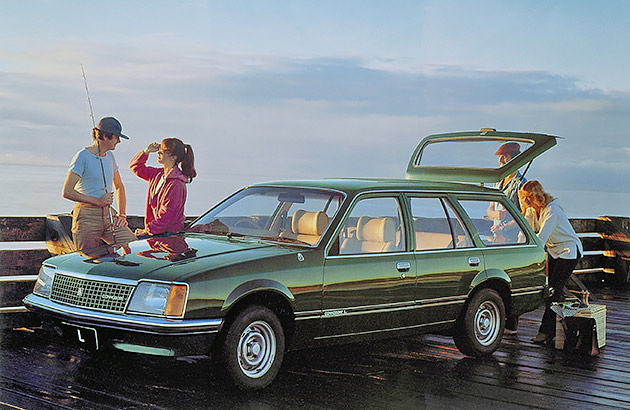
[97,117,129,140]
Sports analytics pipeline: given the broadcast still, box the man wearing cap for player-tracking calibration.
[488,143,527,235]
[488,142,526,335]
[492,142,524,208]
[62,117,136,251]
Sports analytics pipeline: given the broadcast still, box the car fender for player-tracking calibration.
[223,279,295,311]
[470,268,511,293]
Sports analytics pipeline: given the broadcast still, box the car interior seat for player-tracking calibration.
[291,209,329,245]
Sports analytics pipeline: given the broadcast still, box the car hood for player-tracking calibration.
[44,233,299,282]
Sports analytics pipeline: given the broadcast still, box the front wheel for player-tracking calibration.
[453,288,505,357]
[219,305,285,390]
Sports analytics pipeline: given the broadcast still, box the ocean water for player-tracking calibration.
[1,163,629,219]
[0,163,248,218]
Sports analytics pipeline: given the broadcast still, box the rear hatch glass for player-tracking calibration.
[406,129,558,184]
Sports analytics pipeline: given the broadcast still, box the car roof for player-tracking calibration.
[250,178,501,196]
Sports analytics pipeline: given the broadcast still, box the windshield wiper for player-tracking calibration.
[226,232,246,240]
[258,235,312,246]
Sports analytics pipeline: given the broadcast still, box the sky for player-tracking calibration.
[1,0,629,217]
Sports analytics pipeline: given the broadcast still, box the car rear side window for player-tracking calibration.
[338,197,406,255]
[457,199,527,246]
[409,197,473,251]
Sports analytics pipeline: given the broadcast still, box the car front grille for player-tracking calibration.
[50,274,134,313]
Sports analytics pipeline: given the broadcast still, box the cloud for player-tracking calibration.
[2,50,630,216]
[199,59,612,116]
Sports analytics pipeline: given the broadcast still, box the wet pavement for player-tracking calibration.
[2,289,630,409]
[4,327,448,409]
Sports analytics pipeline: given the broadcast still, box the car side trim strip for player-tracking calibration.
[295,310,321,319]
[0,306,30,313]
[314,319,455,340]
[295,286,542,323]
[512,286,545,295]
[0,275,37,283]
[416,297,467,308]
[295,297,467,321]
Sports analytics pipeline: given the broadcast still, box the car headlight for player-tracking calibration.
[33,265,56,298]
[127,282,188,317]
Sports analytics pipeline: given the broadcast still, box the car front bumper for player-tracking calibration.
[23,294,223,357]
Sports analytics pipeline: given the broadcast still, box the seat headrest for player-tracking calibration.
[292,210,329,236]
[357,217,395,242]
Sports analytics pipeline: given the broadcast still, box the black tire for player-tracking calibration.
[219,305,285,390]
[453,288,505,357]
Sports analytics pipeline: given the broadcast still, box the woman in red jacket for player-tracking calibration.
[130,138,196,236]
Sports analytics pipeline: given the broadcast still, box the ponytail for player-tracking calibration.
[180,144,197,182]
[161,137,196,182]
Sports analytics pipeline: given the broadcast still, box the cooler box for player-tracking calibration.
[555,304,606,351]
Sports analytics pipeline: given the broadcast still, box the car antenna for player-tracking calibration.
[81,64,116,244]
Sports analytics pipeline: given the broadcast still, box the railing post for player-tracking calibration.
[598,216,630,284]
[45,213,75,255]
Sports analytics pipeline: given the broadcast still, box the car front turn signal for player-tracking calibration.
[164,284,188,317]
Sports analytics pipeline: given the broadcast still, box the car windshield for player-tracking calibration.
[188,186,344,246]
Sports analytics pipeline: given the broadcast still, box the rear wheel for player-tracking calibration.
[220,305,285,390]
[453,288,505,357]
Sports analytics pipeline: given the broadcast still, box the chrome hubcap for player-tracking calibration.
[237,320,276,378]
[474,300,500,346]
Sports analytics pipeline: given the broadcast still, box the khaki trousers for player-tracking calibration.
[71,203,136,251]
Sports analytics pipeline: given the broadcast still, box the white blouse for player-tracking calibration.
[524,199,583,260]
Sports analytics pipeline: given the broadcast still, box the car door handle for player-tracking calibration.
[468,257,481,267]
[397,262,411,272]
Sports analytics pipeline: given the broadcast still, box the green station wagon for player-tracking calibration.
[24,129,557,389]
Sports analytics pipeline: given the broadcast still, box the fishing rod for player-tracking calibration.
[81,64,117,243]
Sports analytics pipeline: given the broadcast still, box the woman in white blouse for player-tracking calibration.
[518,180,583,344]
